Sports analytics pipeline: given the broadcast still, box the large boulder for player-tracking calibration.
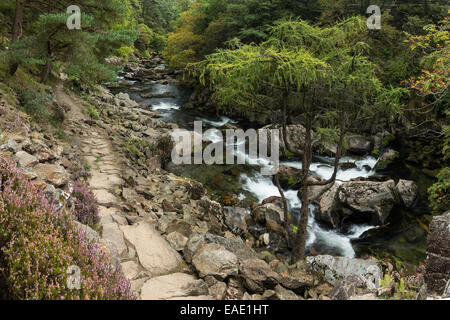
[307,255,382,290]
[316,184,340,226]
[425,211,450,295]
[120,222,182,276]
[239,259,280,294]
[334,180,397,227]
[346,135,373,155]
[192,243,239,280]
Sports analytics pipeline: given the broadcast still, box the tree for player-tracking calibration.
[190,17,404,262]
[7,0,137,84]
[405,13,450,214]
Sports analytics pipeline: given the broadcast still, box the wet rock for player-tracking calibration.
[33,163,69,187]
[346,135,373,155]
[316,184,339,226]
[335,179,397,227]
[274,165,303,189]
[120,222,182,276]
[374,149,399,171]
[192,243,239,280]
[140,273,210,300]
[239,258,280,294]
[307,255,382,290]
[396,179,418,208]
[425,211,450,295]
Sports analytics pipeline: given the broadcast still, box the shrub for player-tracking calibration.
[72,181,100,228]
[428,167,450,213]
[0,159,133,300]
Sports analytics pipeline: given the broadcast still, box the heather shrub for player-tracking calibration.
[72,181,100,228]
[0,159,133,300]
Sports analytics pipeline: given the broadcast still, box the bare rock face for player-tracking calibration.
[192,243,239,280]
[140,273,210,300]
[239,258,280,294]
[425,211,450,295]
[120,222,182,276]
[307,255,382,290]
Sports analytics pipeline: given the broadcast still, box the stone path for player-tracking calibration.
[57,83,211,300]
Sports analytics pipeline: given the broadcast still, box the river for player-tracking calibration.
[110,69,429,268]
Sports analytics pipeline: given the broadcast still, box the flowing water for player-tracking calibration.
[111,71,429,266]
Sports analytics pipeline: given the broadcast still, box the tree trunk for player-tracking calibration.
[9,0,26,75]
[291,113,313,263]
[40,41,52,83]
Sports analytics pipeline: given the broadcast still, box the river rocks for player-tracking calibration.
[115,92,138,108]
[316,184,339,226]
[253,203,287,234]
[279,270,315,293]
[140,92,175,99]
[335,179,397,227]
[374,148,399,171]
[396,179,418,208]
[307,255,382,290]
[223,207,250,234]
[239,259,280,294]
[140,273,210,300]
[346,135,373,155]
[274,165,303,189]
[425,211,450,295]
[192,243,239,280]
[120,222,183,276]
[33,163,69,187]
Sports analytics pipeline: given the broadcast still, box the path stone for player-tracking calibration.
[120,222,182,276]
[140,273,210,300]
[102,222,127,256]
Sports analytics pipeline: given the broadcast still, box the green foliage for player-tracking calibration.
[428,167,450,214]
